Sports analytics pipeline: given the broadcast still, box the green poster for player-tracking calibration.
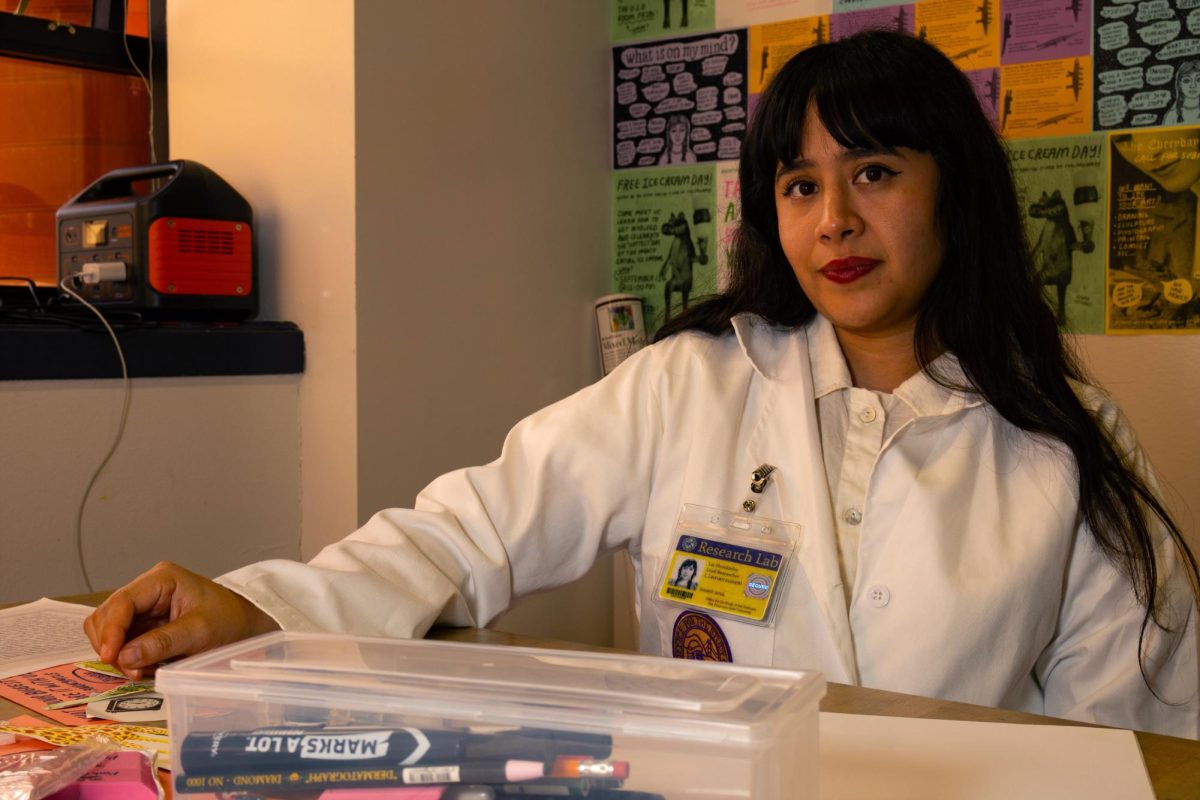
[613,165,718,333]
[613,0,715,42]
[1010,133,1107,334]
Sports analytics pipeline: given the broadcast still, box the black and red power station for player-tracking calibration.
[56,160,256,320]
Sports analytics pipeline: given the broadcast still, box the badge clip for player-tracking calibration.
[743,463,776,512]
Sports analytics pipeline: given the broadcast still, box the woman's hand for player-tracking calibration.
[83,561,280,679]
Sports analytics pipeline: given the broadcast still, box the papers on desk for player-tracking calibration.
[0,598,96,679]
[820,712,1155,800]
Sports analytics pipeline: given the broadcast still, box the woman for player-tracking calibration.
[658,114,697,166]
[1164,59,1200,125]
[671,558,699,591]
[86,32,1199,738]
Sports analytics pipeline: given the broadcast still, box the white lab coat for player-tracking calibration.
[220,314,1199,738]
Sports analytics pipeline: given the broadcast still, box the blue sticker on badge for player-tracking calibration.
[671,610,733,662]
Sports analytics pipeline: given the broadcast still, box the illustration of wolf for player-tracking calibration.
[1028,189,1093,325]
[659,211,708,322]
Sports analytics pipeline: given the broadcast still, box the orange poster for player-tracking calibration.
[915,0,1000,72]
[999,56,1092,139]
[748,15,831,93]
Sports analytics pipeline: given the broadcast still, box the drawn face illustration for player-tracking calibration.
[1180,70,1200,101]
[774,106,944,341]
[669,120,688,147]
[1114,132,1200,194]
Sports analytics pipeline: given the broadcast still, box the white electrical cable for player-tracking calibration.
[59,273,133,593]
[122,0,156,163]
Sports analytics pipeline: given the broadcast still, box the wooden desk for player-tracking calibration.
[4,595,1198,799]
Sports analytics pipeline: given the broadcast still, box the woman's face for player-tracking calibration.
[680,562,695,578]
[1180,68,1200,101]
[774,106,944,342]
[669,120,688,146]
[1114,131,1200,194]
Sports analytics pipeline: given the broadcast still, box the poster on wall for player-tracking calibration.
[1094,0,1200,130]
[715,161,740,290]
[613,29,750,169]
[830,5,916,39]
[998,0,1090,65]
[613,166,718,332]
[1106,126,1200,332]
[914,0,1001,73]
[966,66,1002,129]
[998,56,1093,138]
[718,0,831,28]
[1010,134,1108,334]
[613,0,716,42]
[748,14,830,95]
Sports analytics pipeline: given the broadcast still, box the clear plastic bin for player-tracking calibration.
[156,631,824,800]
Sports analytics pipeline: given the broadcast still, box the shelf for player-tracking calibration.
[0,320,305,380]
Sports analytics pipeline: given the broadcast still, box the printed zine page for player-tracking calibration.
[0,598,96,679]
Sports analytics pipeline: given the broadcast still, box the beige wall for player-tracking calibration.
[168,0,619,646]
[1076,337,1200,556]
[353,1,617,646]
[168,0,360,557]
[0,377,301,603]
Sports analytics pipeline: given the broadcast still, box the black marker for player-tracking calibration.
[180,726,612,775]
[180,727,475,774]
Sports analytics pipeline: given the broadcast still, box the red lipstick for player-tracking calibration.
[820,257,880,284]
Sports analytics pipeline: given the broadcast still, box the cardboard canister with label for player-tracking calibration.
[594,293,647,375]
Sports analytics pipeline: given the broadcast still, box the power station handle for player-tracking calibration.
[73,161,184,203]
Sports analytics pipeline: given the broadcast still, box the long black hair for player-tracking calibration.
[657,30,1199,687]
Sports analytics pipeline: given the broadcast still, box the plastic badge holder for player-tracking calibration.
[156,632,824,800]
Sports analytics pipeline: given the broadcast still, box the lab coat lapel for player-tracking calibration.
[736,317,858,684]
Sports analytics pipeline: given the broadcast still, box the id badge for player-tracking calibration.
[656,504,799,626]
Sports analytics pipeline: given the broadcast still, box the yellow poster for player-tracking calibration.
[914,0,1000,72]
[748,15,830,93]
[999,56,1091,140]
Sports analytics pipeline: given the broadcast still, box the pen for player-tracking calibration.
[175,760,544,793]
[548,757,629,779]
[398,760,545,786]
[465,734,612,761]
[318,789,498,800]
[181,727,612,774]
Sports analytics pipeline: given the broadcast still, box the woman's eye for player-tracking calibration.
[784,179,818,197]
[855,164,898,184]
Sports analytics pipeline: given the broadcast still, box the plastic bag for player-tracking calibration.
[0,733,119,800]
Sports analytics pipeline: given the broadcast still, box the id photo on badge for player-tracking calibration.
[665,554,705,597]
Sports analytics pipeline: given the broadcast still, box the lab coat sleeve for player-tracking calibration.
[215,336,692,641]
[1036,393,1199,738]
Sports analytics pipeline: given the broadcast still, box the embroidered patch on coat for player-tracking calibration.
[671,610,733,662]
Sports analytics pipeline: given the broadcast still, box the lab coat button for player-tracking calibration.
[843,507,862,525]
[867,584,890,607]
[858,407,877,423]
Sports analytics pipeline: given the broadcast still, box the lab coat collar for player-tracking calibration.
[732,312,858,682]
[732,312,983,418]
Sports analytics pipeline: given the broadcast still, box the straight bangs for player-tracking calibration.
[749,33,974,176]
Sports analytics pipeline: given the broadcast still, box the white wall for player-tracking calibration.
[353,1,618,646]
[0,377,300,603]
[168,0,360,557]
[1076,336,1200,556]
[168,0,619,646]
